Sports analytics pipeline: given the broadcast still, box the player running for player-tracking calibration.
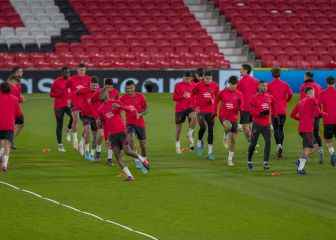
[173,72,197,153]
[247,81,276,171]
[291,87,325,175]
[299,71,324,163]
[50,67,73,152]
[267,67,293,158]
[120,81,148,171]
[67,63,92,150]
[237,64,259,142]
[97,98,150,181]
[319,76,336,166]
[0,82,22,171]
[77,76,101,160]
[216,76,243,166]
[193,71,219,160]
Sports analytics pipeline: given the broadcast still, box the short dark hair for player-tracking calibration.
[228,75,238,85]
[0,82,11,93]
[78,63,86,68]
[204,71,212,77]
[12,66,21,74]
[196,68,204,77]
[271,67,281,78]
[259,80,266,84]
[104,78,113,86]
[242,64,252,74]
[184,71,192,78]
[61,66,69,76]
[126,80,135,86]
[91,76,99,84]
[144,81,154,92]
[304,87,313,93]
[326,76,335,85]
[305,71,313,79]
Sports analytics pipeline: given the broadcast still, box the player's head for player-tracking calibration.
[104,78,114,89]
[240,64,252,76]
[204,71,212,83]
[0,82,11,94]
[6,75,17,84]
[258,80,267,93]
[77,63,86,76]
[61,66,71,79]
[326,76,335,86]
[304,87,314,97]
[125,80,136,95]
[227,75,238,90]
[144,81,155,92]
[304,71,314,82]
[90,76,99,90]
[12,67,23,78]
[194,68,205,82]
[183,71,193,82]
[271,67,281,78]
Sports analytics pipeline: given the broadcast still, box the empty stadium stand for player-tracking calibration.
[0,0,230,69]
[211,0,336,68]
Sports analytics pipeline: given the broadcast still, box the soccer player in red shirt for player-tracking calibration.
[77,77,101,160]
[67,64,92,150]
[237,64,259,142]
[50,67,73,152]
[216,76,243,166]
[248,81,276,171]
[120,80,148,171]
[267,67,293,158]
[291,87,325,175]
[0,82,22,171]
[173,72,197,154]
[299,71,324,163]
[193,71,219,160]
[97,99,150,181]
[319,76,336,166]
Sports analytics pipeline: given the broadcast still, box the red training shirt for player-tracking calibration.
[0,93,22,131]
[268,78,293,115]
[192,81,219,113]
[250,92,275,126]
[299,80,322,100]
[319,86,336,125]
[67,74,91,110]
[237,74,259,112]
[50,77,70,109]
[216,88,243,122]
[120,93,147,128]
[173,81,194,112]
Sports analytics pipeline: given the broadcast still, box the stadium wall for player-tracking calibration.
[0,69,335,94]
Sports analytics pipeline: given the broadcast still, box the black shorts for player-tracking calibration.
[324,124,336,140]
[109,132,127,149]
[300,132,314,149]
[80,114,98,131]
[240,111,252,124]
[175,108,193,124]
[0,130,14,141]
[15,115,24,125]
[220,119,238,133]
[127,124,146,140]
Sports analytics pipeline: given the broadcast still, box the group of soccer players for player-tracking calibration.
[49,64,150,181]
[173,65,336,175]
[0,67,25,171]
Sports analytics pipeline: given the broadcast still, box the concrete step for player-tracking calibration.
[194,11,215,19]
[185,0,204,5]
[205,25,225,33]
[211,32,231,40]
[199,18,219,26]
[225,55,248,62]
[189,4,208,11]
[220,47,243,55]
[216,40,236,48]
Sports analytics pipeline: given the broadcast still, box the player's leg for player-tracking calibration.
[196,113,206,155]
[135,126,147,157]
[272,116,281,158]
[240,111,252,142]
[187,111,197,150]
[12,115,24,149]
[261,126,271,170]
[0,131,13,171]
[65,107,73,142]
[111,144,134,181]
[313,117,323,163]
[82,117,92,159]
[227,122,238,166]
[297,133,314,175]
[323,124,336,166]
[90,118,98,159]
[175,111,186,154]
[71,110,80,150]
[126,126,141,169]
[247,123,261,170]
[205,114,215,160]
[55,108,66,152]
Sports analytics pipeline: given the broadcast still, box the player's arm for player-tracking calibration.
[249,97,258,118]
[173,84,184,101]
[15,100,22,118]
[286,85,293,102]
[50,82,63,98]
[270,96,278,116]
[290,104,300,121]
[139,96,148,116]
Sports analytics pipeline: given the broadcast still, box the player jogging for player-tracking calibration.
[193,71,219,160]
[237,64,259,142]
[291,87,325,175]
[267,67,293,158]
[319,76,336,166]
[247,81,276,171]
[216,76,243,166]
[173,72,197,153]
[299,71,324,163]
[120,81,148,171]
[97,98,150,181]
[50,67,73,152]
[0,82,22,171]
[67,63,92,150]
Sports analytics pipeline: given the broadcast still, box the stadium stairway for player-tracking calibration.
[184,0,259,68]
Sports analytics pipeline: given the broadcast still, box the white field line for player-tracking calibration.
[0,180,160,240]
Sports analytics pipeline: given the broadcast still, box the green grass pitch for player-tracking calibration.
[0,93,336,240]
